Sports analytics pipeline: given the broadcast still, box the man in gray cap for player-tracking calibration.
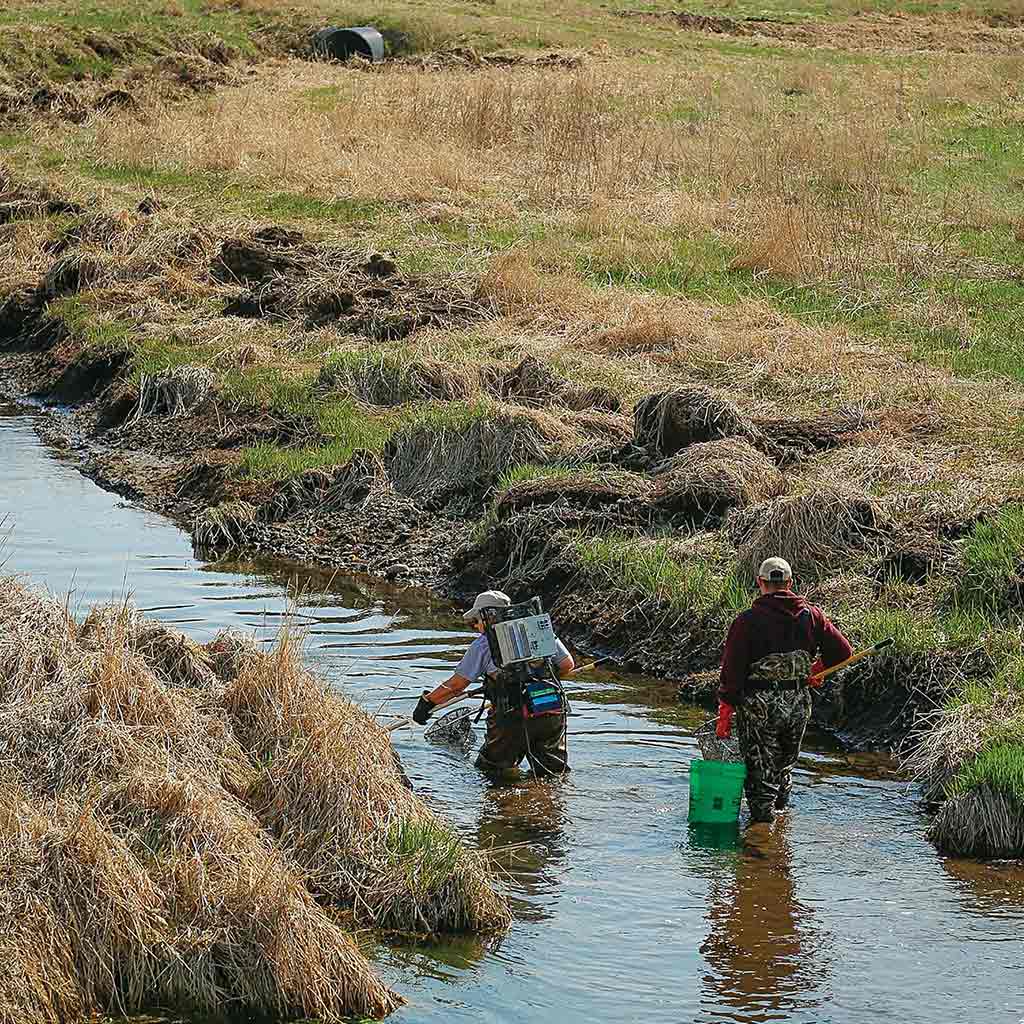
[716,557,852,823]
[413,590,575,775]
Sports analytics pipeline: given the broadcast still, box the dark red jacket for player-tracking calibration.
[718,591,852,705]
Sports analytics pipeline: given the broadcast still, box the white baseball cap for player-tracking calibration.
[758,557,793,582]
[462,589,511,622]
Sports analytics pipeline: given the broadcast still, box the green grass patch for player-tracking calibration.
[948,741,1024,804]
[569,532,748,619]
[952,503,1024,615]
[398,397,495,435]
[0,131,28,152]
[383,818,462,895]
[76,159,387,224]
[51,296,134,351]
[495,462,579,492]
[240,441,353,481]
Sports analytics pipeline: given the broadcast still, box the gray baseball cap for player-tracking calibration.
[758,556,793,582]
[462,589,511,623]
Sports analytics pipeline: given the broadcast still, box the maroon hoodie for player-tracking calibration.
[718,591,853,705]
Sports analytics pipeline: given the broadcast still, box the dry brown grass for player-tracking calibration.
[651,438,786,524]
[57,54,1018,288]
[223,632,512,933]
[728,487,889,581]
[0,577,509,1024]
[388,401,577,503]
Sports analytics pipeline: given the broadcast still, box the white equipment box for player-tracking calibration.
[490,613,558,666]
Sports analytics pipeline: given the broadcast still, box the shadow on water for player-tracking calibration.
[4,409,1024,1024]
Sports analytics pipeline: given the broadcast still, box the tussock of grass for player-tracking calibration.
[0,577,509,1023]
[496,462,578,492]
[318,347,475,406]
[633,387,764,459]
[651,437,786,525]
[223,631,511,934]
[948,743,1024,805]
[240,437,386,481]
[904,655,1024,856]
[927,783,1024,859]
[388,400,574,504]
[0,579,401,1022]
[132,364,215,420]
[192,498,257,551]
[728,487,887,582]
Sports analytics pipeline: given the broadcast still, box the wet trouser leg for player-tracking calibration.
[737,690,811,821]
[476,710,569,776]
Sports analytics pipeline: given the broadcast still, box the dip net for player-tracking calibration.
[695,718,742,763]
[424,705,478,750]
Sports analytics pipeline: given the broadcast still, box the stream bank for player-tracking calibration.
[2,403,1024,1024]
[1,337,943,753]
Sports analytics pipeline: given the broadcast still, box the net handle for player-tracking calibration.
[386,686,485,734]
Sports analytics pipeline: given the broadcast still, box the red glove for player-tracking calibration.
[716,701,735,738]
[808,658,826,688]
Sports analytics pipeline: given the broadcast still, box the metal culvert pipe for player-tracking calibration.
[312,26,386,62]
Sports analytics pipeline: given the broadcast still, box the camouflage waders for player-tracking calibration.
[736,689,812,822]
[738,646,814,822]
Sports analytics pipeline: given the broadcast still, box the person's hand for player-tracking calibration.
[808,658,826,688]
[412,693,436,725]
[716,701,735,739]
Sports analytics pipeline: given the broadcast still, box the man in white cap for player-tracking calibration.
[716,557,852,823]
[413,590,575,774]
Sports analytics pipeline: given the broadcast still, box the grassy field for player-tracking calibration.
[2,0,1023,851]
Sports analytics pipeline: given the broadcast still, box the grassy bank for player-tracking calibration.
[1,0,1023,856]
[0,577,508,1023]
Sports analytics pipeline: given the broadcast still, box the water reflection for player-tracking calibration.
[941,856,1024,920]
[699,821,829,1023]
[477,779,570,924]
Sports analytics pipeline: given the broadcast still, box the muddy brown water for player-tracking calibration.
[2,402,1023,1024]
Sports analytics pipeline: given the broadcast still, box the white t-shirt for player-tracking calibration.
[455,633,571,681]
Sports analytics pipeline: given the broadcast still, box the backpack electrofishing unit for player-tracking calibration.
[480,598,568,720]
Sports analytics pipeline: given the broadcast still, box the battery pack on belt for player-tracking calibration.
[522,679,564,718]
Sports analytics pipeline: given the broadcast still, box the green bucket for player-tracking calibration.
[688,758,747,824]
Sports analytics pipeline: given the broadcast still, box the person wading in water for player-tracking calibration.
[412,590,576,776]
[716,558,853,824]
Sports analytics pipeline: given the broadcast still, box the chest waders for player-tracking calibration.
[741,608,817,821]
[484,660,569,773]
[479,597,569,775]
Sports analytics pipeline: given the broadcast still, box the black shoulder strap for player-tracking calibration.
[790,608,814,651]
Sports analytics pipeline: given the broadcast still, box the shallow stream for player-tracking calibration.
[2,402,1023,1024]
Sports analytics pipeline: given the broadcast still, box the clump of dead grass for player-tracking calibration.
[651,437,786,525]
[318,347,476,405]
[728,486,888,581]
[388,400,575,505]
[633,387,764,458]
[132,364,216,420]
[496,467,652,520]
[192,498,258,552]
[222,632,512,933]
[903,675,1024,858]
[0,577,509,1023]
